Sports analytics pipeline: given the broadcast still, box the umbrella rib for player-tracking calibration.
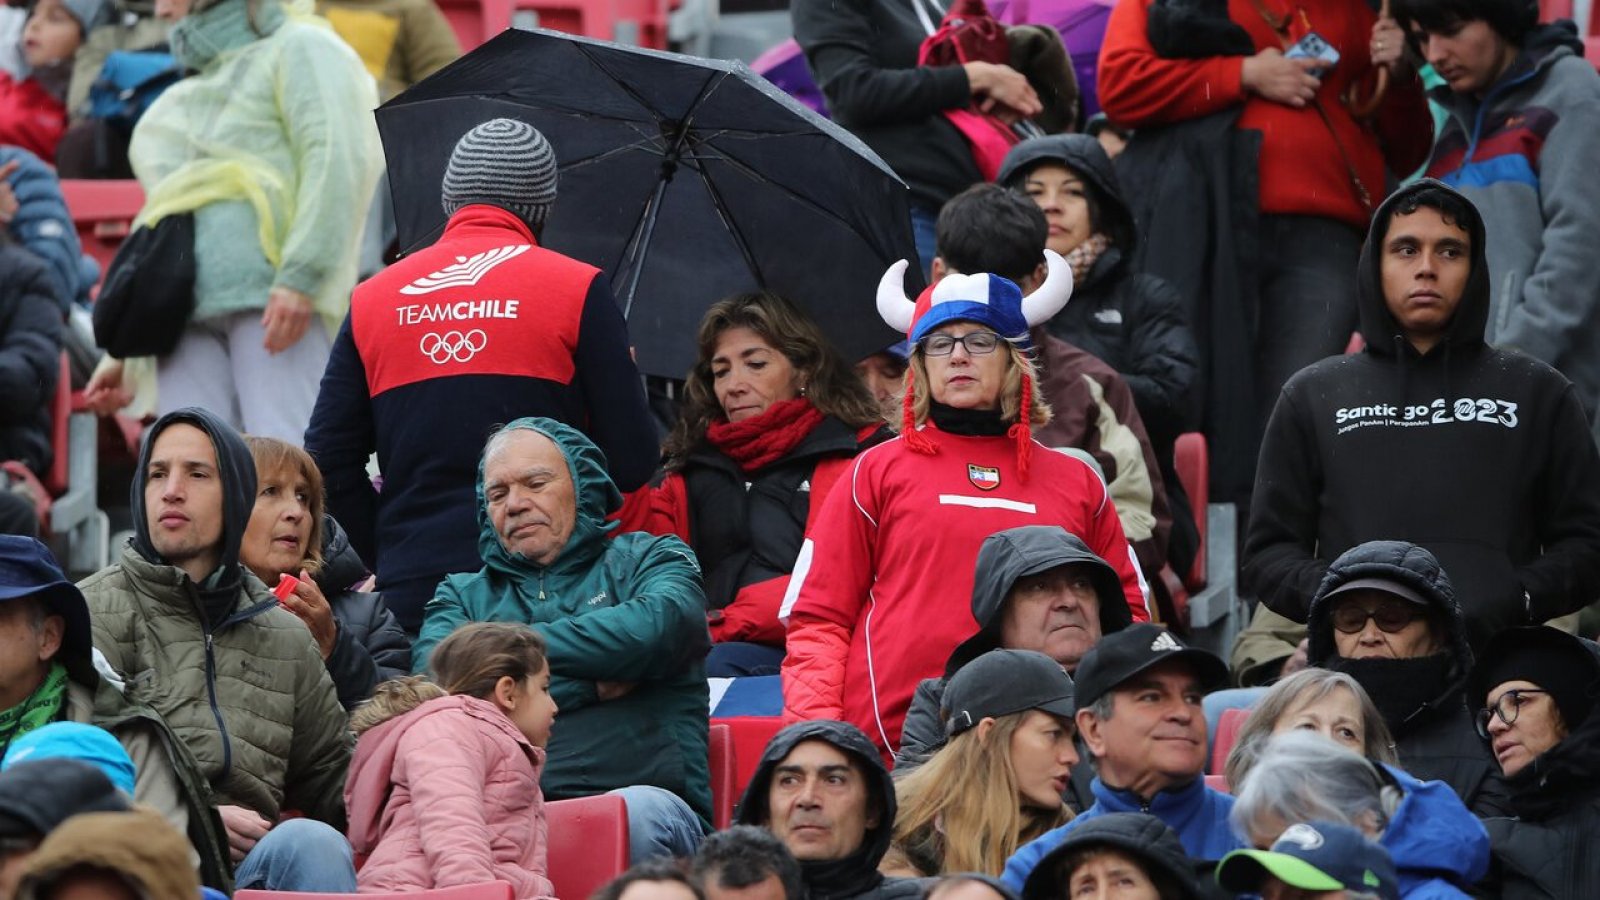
[693,163,767,291]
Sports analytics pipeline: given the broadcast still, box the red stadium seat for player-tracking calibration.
[1173,433,1208,591]
[712,715,784,806]
[58,179,144,295]
[434,0,674,53]
[238,882,513,899]
[546,794,628,900]
[1204,774,1230,794]
[1209,707,1251,776]
[709,722,734,829]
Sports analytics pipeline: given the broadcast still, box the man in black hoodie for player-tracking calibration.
[736,721,922,900]
[1242,179,1600,653]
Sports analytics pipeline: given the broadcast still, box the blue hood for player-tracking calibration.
[1379,763,1489,893]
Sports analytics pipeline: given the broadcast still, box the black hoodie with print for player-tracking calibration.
[1241,180,1600,650]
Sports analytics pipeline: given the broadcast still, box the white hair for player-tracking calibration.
[1229,731,1401,843]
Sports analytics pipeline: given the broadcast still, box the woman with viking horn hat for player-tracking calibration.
[779,251,1148,762]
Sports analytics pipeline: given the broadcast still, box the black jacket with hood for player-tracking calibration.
[319,515,410,709]
[0,243,60,476]
[894,527,1130,811]
[1242,179,1600,649]
[737,720,924,900]
[1306,540,1510,818]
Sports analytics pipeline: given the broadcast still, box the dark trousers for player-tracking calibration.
[1254,214,1364,426]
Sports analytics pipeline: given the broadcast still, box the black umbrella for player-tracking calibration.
[377,28,921,380]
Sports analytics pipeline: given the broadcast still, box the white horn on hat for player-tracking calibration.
[1020,249,1074,326]
[875,259,915,334]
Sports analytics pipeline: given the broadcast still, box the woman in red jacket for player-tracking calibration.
[781,252,1148,762]
[622,292,886,677]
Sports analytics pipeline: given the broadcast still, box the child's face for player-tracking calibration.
[505,662,557,747]
[22,0,83,69]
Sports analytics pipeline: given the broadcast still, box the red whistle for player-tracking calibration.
[273,573,300,602]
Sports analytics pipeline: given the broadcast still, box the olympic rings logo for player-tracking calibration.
[419,329,488,364]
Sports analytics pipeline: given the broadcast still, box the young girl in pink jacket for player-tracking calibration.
[345,623,558,899]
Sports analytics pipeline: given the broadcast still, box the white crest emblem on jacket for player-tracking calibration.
[399,244,531,296]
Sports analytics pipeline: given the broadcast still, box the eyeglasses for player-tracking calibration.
[1475,688,1550,739]
[1330,600,1422,634]
[921,331,1003,357]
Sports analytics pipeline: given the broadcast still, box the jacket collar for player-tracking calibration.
[1090,774,1207,817]
[442,205,537,245]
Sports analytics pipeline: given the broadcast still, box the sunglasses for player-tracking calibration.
[1329,600,1422,634]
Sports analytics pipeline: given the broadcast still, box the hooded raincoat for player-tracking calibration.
[1377,762,1490,899]
[1306,541,1510,818]
[735,720,924,900]
[412,418,713,825]
[1242,179,1600,648]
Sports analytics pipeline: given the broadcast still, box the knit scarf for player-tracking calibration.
[0,663,67,754]
[1329,653,1458,736]
[705,398,825,473]
[170,0,286,72]
[1065,233,1112,283]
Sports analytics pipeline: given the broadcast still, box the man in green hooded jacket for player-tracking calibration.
[413,417,712,861]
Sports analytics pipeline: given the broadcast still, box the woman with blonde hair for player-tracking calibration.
[782,252,1146,759]
[1223,667,1397,790]
[886,649,1079,877]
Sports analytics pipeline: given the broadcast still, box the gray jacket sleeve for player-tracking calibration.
[892,678,947,773]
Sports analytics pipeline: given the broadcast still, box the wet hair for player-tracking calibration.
[1392,0,1537,46]
[427,622,549,701]
[349,675,448,735]
[935,184,1049,285]
[1383,184,1478,246]
[663,291,881,465]
[690,826,802,900]
[241,435,326,576]
[1224,668,1398,789]
[1230,732,1402,845]
[592,860,704,900]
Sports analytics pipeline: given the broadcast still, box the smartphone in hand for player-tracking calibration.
[1286,31,1340,78]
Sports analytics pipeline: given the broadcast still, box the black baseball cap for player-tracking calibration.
[1322,577,1431,607]
[1217,821,1400,900]
[942,649,1076,737]
[1072,624,1228,712]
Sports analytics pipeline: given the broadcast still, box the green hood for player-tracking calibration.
[475,417,625,582]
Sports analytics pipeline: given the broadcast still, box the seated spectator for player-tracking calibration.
[595,861,706,900]
[1221,668,1398,790]
[1230,732,1487,897]
[0,240,61,538]
[1395,0,1600,442]
[347,624,556,898]
[1002,625,1235,890]
[2,723,135,794]
[735,720,920,900]
[0,759,129,898]
[1468,626,1600,897]
[0,0,108,162]
[691,826,802,900]
[414,417,711,861]
[240,435,410,708]
[926,875,1017,900]
[931,183,1172,594]
[0,536,227,885]
[316,0,457,103]
[887,649,1079,877]
[59,0,172,179]
[896,526,1132,787]
[1020,813,1205,900]
[1305,541,1508,816]
[853,343,907,421]
[784,249,1144,761]
[13,808,197,900]
[77,408,355,892]
[621,291,887,677]
[997,135,1200,579]
[1216,820,1400,900]
[0,147,96,314]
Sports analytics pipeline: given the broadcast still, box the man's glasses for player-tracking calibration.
[921,331,1002,357]
[1329,600,1422,634]
[1475,688,1550,739]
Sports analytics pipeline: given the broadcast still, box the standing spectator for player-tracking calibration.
[77,408,356,893]
[1098,0,1434,504]
[412,418,710,861]
[1469,627,1600,897]
[691,826,802,900]
[346,625,557,898]
[317,0,457,103]
[997,135,1200,577]
[0,236,60,538]
[1396,0,1600,440]
[305,117,657,634]
[1304,542,1508,817]
[83,0,383,443]
[620,291,886,677]
[781,252,1144,760]
[239,436,410,708]
[0,0,109,162]
[790,0,1042,271]
[1242,181,1600,656]
[734,720,921,900]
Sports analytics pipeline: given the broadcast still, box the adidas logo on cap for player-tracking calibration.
[1149,631,1183,653]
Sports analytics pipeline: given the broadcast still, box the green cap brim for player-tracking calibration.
[1216,850,1344,892]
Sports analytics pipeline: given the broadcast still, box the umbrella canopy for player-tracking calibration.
[377,28,919,380]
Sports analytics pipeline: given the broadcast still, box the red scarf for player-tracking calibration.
[706,397,825,473]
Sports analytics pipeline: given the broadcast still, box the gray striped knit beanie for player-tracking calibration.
[440,118,559,232]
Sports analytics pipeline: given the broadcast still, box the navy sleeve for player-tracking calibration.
[3,147,83,313]
[0,248,61,424]
[305,314,381,566]
[571,275,659,493]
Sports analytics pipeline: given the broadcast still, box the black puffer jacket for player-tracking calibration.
[1307,541,1510,818]
[320,516,411,708]
[737,720,924,900]
[0,243,61,475]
